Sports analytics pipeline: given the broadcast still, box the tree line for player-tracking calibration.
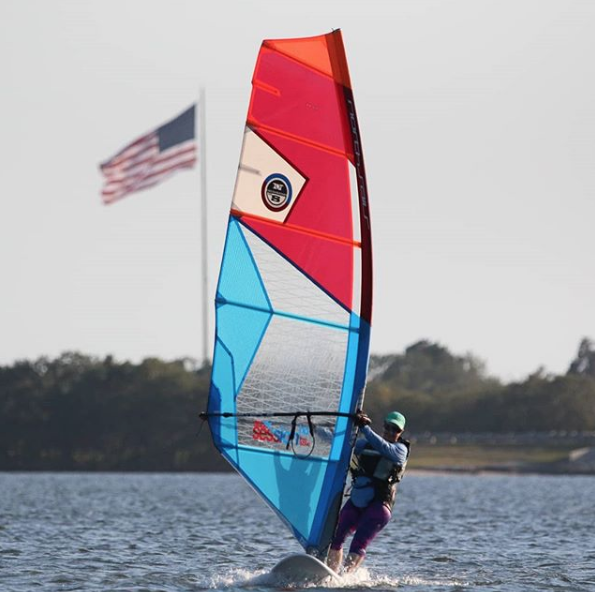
[1,338,594,471]
[365,338,595,433]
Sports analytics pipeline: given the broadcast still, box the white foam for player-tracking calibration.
[196,566,470,590]
[366,572,471,588]
[198,567,268,588]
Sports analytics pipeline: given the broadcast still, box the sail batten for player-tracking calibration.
[216,301,355,333]
[231,209,363,247]
[246,119,354,158]
[207,29,372,556]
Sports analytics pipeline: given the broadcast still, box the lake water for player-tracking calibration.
[0,472,594,591]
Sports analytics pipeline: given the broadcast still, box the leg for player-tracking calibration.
[346,501,391,570]
[344,552,364,572]
[326,548,343,572]
[327,500,361,571]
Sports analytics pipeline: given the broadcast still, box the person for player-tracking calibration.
[327,410,410,573]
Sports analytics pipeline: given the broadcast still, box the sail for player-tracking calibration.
[207,30,372,556]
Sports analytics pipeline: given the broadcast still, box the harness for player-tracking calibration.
[350,437,411,509]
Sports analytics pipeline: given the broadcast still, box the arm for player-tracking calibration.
[354,437,368,454]
[360,425,408,465]
[315,425,334,443]
[318,427,372,452]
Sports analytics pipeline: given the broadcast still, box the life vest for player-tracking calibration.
[350,437,411,509]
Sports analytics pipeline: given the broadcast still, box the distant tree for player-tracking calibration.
[568,337,595,378]
[0,352,227,472]
[471,373,595,432]
[366,339,595,433]
[372,340,497,395]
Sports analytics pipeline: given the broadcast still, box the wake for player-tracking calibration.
[195,567,470,589]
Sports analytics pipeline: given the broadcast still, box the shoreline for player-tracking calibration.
[407,465,595,476]
[1,465,594,476]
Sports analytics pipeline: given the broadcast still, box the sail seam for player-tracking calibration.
[216,297,357,332]
[231,209,361,248]
[247,118,349,160]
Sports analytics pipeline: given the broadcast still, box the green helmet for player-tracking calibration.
[384,411,406,431]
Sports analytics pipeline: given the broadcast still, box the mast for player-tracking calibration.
[199,88,209,367]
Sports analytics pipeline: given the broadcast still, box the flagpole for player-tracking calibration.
[199,88,209,368]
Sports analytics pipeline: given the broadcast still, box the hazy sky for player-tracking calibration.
[2,0,594,381]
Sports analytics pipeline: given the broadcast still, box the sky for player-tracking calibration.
[1,0,594,381]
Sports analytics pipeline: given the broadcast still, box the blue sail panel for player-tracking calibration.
[234,449,328,546]
[216,302,271,397]
[208,232,365,552]
[218,218,271,313]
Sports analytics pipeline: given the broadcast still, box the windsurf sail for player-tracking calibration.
[205,30,372,557]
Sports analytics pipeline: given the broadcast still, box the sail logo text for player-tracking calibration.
[261,173,292,212]
[252,420,311,447]
[346,95,370,229]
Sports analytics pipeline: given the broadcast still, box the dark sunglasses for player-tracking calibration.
[384,423,401,432]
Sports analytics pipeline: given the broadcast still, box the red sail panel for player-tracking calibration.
[242,32,359,312]
[264,36,334,79]
[249,47,352,157]
[256,129,353,241]
[235,30,371,322]
[240,215,354,311]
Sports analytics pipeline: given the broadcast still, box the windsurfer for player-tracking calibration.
[327,410,410,573]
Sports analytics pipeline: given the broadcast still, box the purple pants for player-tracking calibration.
[330,499,392,557]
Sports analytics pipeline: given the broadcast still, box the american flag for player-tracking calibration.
[100,105,197,204]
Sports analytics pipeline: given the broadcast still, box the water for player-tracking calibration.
[0,472,594,591]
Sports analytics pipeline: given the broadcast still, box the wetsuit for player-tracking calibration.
[330,425,409,558]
